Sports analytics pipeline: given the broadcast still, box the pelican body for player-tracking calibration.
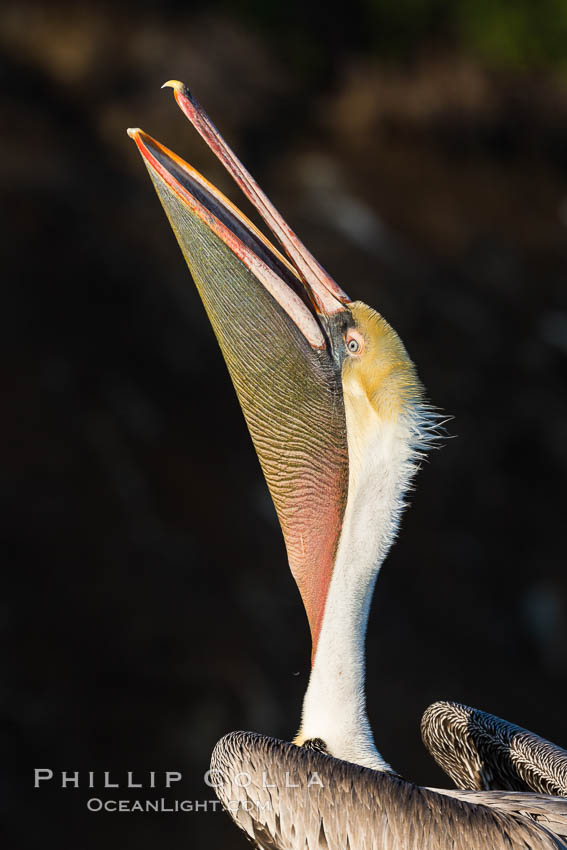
[129,83,567,849]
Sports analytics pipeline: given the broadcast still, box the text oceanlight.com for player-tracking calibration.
[86,798,269,813]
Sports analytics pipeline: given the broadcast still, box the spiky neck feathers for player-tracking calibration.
[295,302,440,771]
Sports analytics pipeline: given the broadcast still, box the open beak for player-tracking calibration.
[128,85,351,658]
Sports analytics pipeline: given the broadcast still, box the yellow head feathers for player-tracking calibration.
[342,301,424,422]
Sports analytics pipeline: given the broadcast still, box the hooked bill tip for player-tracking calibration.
[162,79,197,106]
[162,80,185,93]
[127,127,141,139]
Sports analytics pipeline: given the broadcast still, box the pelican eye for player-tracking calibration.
[345,330,364,355]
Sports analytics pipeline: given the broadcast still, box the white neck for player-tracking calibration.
[297,388,420,770]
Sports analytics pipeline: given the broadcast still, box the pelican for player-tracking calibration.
[421,700,567,796]
[128,83,567,849]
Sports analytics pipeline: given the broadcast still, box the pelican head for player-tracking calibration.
[128,83,437,772]
[341,304,422,417]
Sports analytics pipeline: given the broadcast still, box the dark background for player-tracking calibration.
[3,1,567,847]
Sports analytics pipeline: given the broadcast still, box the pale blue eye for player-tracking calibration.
[347,338,359,353]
